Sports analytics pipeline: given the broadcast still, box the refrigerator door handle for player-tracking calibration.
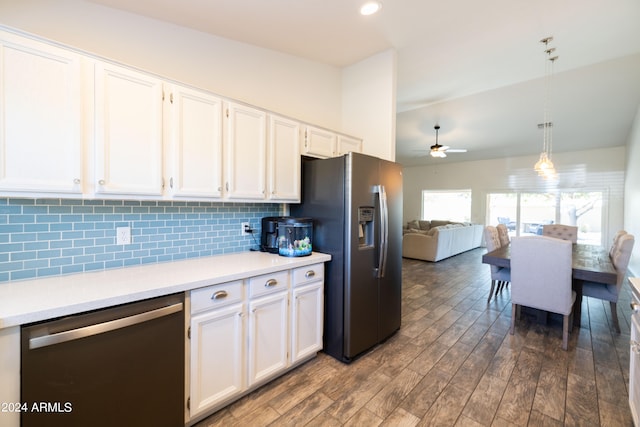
[375,184,389,278]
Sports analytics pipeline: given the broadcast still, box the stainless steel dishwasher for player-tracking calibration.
[21,293,184,427]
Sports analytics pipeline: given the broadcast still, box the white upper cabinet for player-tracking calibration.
[93,61,164,196]
[303,125,336,158]
[0,29,360,201]
[224,102,267,200]
[167,85,223,199]
[268,115,300,202]
[0,32,84,194]
[337,134,363,156]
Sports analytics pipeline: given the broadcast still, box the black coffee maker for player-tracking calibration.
[261,216,289,253]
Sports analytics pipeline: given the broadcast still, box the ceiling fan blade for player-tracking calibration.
[446,148,467,153]
[439,145,450,151]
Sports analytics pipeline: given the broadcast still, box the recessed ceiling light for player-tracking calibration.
[360,1,382,16]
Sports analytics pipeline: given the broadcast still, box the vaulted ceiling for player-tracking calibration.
[88,0,640,166]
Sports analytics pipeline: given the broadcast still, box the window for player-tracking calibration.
[520,192,556,236]
[422,190,471,222]
[486,190,604,244]
[487,193,517,237]
[560,192,603,245]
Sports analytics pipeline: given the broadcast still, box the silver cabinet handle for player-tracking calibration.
[632,340,640,354]
[265,279,278,287]
[305,270,315,278]
[29,302,183,349]
[73,178,81,184]
[631,302,640,312]
[211,290,228,300]
[98,179,106,185]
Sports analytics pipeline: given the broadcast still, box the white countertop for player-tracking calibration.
[0,251,331,329]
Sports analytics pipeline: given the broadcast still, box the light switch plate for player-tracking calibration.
[116,226,131,245]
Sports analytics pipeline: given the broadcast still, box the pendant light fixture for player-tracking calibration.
[534,36,559,179]
[430,125,446,158]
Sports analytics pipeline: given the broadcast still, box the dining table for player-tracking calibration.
[482,243,618,326]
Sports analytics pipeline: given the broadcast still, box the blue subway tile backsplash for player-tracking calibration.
[0,198,281,282]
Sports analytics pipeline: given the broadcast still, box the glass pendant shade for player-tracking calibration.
[534,37,558,180]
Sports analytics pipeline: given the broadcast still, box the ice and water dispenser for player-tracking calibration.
[358,207,375,248]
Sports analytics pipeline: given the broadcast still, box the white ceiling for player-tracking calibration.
[88,0,640,166]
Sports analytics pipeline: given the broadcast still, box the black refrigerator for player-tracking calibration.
[290,152,403,363]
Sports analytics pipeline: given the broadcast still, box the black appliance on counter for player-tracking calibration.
[261,216,289,253]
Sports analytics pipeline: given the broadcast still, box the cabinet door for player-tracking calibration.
[303,126,336,158]
[225,103,266,200]
[94,62,163,196]
[168,85,223,198]
[337,135,363,156]
[0,32,83,194]
[631,313,640,426]
[268,115,300,202]
[291,281,324,364]
[189,302,245,419]
[247,291,289,386]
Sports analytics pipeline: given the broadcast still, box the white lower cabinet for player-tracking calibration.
[248,291,289,386]
[291,264,324,363]
[187,264,324,423]
[630,278,640,426]
[291,281,323,363]
[188,281,244,420]
[189,302,244,420]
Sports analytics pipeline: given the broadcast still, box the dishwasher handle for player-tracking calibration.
[29,302,183,350]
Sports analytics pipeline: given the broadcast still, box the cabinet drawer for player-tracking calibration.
[249,271,289,298]
[293,263,324,287]
[190,280,243,314]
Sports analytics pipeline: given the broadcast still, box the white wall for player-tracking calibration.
[342,49,397,161]
[0,0,343,130]
[625,105,640,276]
[402,146,626,246]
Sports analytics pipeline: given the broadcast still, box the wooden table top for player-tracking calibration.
[482,243,618,285]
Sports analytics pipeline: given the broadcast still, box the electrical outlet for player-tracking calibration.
[116,226,131,245]
[241,222,250,236]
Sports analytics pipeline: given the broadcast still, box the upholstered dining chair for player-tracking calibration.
[609,230,627,258]
[582,233,635,333]
[484,226,510,303]
[509,235,575,350]
[541,224,578,243]
[496,223,510,247]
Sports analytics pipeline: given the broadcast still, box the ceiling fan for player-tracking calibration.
[429,125,467,158]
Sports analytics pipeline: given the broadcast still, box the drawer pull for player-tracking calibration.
[631,302,640,312]
[265,279,278,287]
[211,290,228,300]
[305,270,316,278]
[632,340,640,354]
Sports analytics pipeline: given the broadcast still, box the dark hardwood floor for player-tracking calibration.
[195,248,634,426]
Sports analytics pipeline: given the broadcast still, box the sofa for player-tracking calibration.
[402,219,483,262]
